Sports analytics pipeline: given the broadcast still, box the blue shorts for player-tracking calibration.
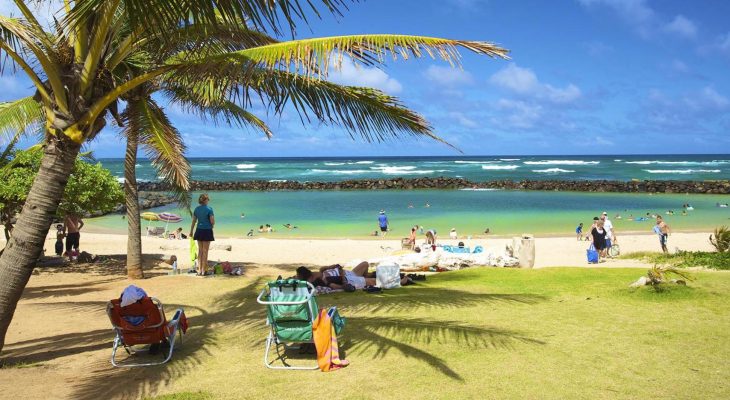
[606,239,612,248]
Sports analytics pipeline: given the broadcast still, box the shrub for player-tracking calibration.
[709,226,730,253]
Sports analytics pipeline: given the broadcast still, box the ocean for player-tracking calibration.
[87,155,730,238]
[98,154,730,183]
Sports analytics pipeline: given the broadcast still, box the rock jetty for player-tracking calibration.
[136,177,730,194]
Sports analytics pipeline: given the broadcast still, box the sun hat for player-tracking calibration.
[602,211,608,215]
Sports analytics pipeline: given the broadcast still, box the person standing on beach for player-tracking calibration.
[64,214,84,259]
[589,220,607,259]
[601,212,617,256]
[575,223,583,241]
[190,194,215,276]
[378,210,389,237]
[654,216,670,254]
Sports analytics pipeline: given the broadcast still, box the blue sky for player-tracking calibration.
[2,0,730,157]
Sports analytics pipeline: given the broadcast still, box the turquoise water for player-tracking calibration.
[87,190,730,238]
[99,154,730,183]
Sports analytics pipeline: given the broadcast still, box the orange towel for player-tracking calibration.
[312,307,349,372]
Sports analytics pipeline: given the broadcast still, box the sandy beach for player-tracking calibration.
[25,230,716,270]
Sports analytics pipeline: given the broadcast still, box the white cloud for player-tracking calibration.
[489,64,582,104]
[448,112,478,128]
[491,99,543,129]
[328,58,402,94]
[664,15,697,39]
[424,65,474,87]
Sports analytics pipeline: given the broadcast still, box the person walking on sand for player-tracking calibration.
[589,220,608,259]
[575,223,583,241]
[378,210,389,237]
[601,212,617,257]
[190,194,215,276]
[654,215,670,254]
[64,214,84,259]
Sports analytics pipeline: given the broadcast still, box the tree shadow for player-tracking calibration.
[21,278,124,300]
[66,278,268,400]
[334,286,547,314]
[345,316,544,381]
[36,253,170,278]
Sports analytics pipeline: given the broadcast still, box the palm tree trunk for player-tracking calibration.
[0,135,81,352]
[124,133,144,279]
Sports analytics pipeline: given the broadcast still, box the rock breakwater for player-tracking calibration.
[136,177,730,194]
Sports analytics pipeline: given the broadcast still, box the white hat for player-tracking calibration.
[601,211,608,215]
[379,210,385,214]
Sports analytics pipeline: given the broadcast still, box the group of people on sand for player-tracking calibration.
[577,209,671,258]
[54,214,84,261]
[294,261,415,292]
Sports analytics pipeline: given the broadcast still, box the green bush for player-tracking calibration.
[709,226,730,252]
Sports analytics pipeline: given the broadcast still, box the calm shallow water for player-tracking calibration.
[87,190,730,238]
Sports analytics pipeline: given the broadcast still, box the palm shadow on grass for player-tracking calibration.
[67,277,268,400]
[35,253,170,278]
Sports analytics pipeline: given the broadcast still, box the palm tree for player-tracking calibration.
[0,0,508,352]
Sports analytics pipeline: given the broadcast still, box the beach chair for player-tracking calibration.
[106,297,187,368]
[256,278,345,370]
[146,226,166,237]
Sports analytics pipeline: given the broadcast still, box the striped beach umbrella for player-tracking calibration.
[158,212,183,236]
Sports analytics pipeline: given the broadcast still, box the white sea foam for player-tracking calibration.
[613,159,623,162]
[500,158,520,161]
[268,179,287,182]
[455,160,498,164]
[644,169,721,174]
[372,165,449,174]
[459,188,501,191]
[310,169,369,174]
[116,177,125,183]
[371,166,417,171]
[323,162,345,166]
[236,163,257,169]
[627,160,729,166]
[533,168,575,173]
[221,170,256,173]
[352,161,374,164]
[481,165,519,170]
[524,160,599,165]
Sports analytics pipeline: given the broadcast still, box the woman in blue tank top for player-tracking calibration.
[190,194,215,276]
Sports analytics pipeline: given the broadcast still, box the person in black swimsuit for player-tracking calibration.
[590,219,608,258]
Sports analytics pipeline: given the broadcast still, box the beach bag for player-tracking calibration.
[376,262,401,289]
[586,244,599,264]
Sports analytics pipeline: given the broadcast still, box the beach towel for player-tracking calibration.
[312,307,349,372]
[120,285,147,307]
[189,237,198,264]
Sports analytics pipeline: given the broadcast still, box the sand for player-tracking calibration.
[28,230,716,269]
[0,230,718,399]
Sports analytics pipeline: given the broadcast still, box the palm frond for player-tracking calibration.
[215,34,510,76]
[67,0,348,37]
[151,22,279,62]
[0,97,44,140]
[122,97,191,210]
[162,84,273,139]
[168,67,453,148]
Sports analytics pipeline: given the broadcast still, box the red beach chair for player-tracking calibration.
[106,297,187,367]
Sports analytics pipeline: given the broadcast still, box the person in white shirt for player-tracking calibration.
[449,228,457,239]
[600,211,616,256]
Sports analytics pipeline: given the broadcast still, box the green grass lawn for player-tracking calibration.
[134,267,729,400]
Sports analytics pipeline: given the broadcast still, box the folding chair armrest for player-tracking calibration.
[168,308,184,326]
[256,281,316,305]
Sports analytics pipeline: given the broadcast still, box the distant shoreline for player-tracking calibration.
[135,177,730,194]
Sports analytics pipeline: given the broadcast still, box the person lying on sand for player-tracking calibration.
[296,261,412,291]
